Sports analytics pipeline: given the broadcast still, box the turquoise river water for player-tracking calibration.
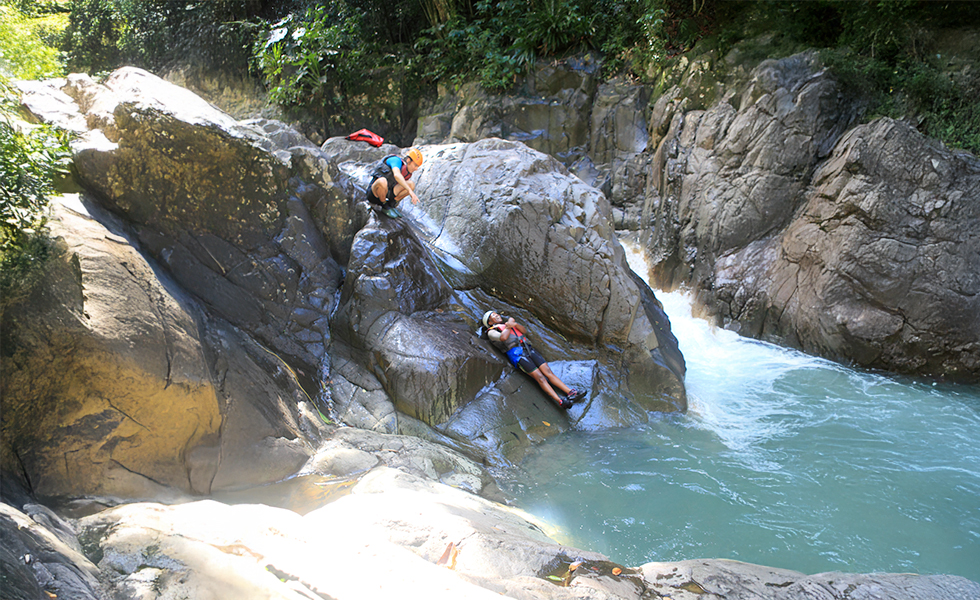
[503,282,980,582]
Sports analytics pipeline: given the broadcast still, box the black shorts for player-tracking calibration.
[366,177,396,206]
[515,346,547,374]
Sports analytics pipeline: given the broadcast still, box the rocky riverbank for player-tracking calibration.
[416,50,980,382]
[2,52,978,599]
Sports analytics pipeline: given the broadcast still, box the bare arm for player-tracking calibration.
[506,318,527,335]
[391,163,420,204]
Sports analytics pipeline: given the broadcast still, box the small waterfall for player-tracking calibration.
[502,243,980,581]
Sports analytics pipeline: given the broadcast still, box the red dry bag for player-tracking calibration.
[346,128,384,147]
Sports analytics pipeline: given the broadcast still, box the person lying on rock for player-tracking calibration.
[366,147,423,218]
[481,310,586,409]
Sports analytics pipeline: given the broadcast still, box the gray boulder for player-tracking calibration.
[641,53,979,379]
[330,216,499,428]
[15,67,686,478]
[1,502,108,600]
[418,50,980,381]
[18,69,348,373]
[324,137,686,465]
[0,197,327,501]
[410,139,685,396]
[70,470,980,600]
[642,51,858,288]
[710,118,980,377]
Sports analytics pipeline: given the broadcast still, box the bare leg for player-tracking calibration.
[530,368,565,406]
[371,178,389,204]
[538,363,572,396]
[392,180,415,201]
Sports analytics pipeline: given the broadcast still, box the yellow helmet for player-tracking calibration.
[407,148,423,167]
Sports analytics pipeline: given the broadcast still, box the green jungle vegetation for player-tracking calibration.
[51,0,980,155]
[1,1,71,317]
[1,0,979,306]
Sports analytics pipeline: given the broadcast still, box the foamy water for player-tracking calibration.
[504,248,980,581]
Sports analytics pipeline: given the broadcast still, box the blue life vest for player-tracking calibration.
[504,330,528,366]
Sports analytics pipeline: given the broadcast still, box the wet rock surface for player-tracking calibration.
[4,58,978,599]
[416,51,980,381]
[6,470,977,600]
[325,137,686,464]
[8,66,685,501]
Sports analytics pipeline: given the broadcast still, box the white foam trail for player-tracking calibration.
[621,240,832,456]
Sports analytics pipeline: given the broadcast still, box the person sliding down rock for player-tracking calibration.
[481,310,586,409]
[366,148,423,218]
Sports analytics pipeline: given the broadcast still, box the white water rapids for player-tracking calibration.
[502,246,980,581]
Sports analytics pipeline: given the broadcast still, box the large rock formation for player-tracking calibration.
[412,139,685,403]
[4,62,978,600]
[0,196,327,501]
[50,68,348,372]
[639,53,979,379]
[5,470,978,600]
[416,51,980,381]
[324,138,686,465]
[707,118,980,377]
[8,66,686,502]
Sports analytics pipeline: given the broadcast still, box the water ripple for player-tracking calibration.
[503,283,980,581]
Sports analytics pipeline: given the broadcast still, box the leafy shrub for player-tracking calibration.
[634,1,669,71]
[836,0,915,62]
[62,0,264,75]
[0,79,71,315]
[345,0,428,46]
[909,64,980,155]
[821,48,980,154]
[50,0,980,154]
[415,0,599,91]
[253,3,371,110]
[0,2,65,79]
[59,0,123,73]
[589,0,647,70]
[525,0,593,57]
[414,0,720,90]
[808,0,980,156]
